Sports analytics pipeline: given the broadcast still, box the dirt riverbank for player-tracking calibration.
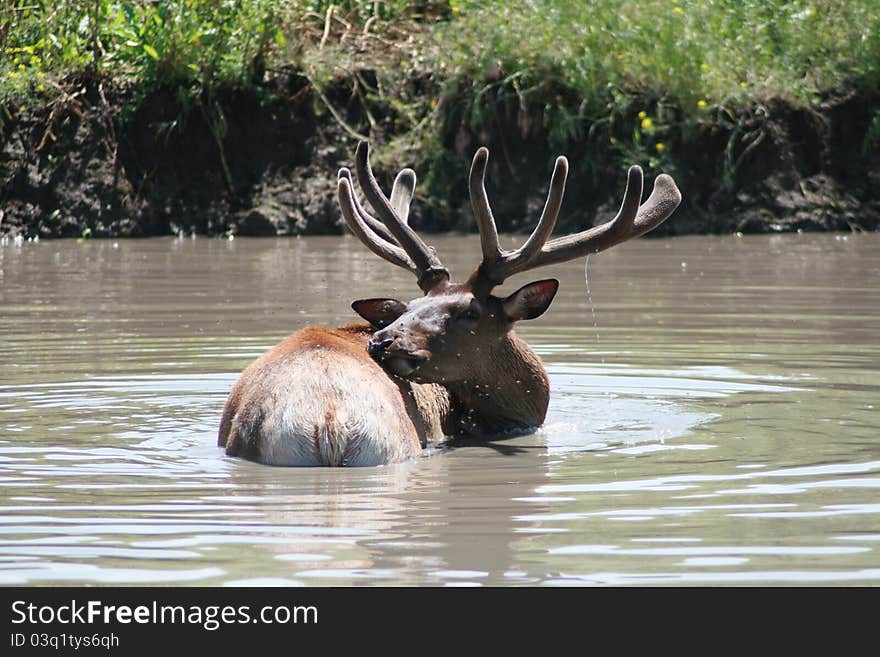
[1,76,878,239]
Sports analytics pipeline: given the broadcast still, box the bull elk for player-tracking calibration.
[218,141,681,466]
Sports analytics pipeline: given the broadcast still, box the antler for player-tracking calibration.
[337,141,450,293]
[338,142,681,296]
[470,148,681,291]
[470,147,569,286]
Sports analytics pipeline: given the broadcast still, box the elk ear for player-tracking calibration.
[501,279,559,322]
[351,298,408,329]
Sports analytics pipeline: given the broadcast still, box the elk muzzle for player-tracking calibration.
[367,333,430,378]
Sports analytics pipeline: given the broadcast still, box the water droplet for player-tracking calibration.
[584,255,602,363]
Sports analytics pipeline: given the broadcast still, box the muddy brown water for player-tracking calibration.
[0,232,878,586]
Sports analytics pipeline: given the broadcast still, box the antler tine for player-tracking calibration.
[471,150,569,286]
[526,165,681,270]
[338,167,397,244]
[514,155,569,261]
[633,173,680,232]
[339,166,419,244]
[353,141,450,292]
[390,168,416,224]
[491,155,568,282]
[337,169,417,274]
[469,147,501,267]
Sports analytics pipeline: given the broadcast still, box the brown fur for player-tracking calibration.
[218,323,443,464]
[447,330,550,436]
[218,310,551,465]
[219,324,371,451]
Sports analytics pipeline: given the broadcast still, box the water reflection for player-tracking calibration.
[0,233,878,585]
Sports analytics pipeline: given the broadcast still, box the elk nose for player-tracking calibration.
[368,337,394,359]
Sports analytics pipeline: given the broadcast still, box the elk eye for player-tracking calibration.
[459,306,480,321]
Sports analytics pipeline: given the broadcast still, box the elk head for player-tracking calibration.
[337,141,681,384]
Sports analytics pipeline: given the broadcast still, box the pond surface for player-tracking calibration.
[1,232,878,586]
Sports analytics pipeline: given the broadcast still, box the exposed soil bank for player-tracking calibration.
[1,77,878,239]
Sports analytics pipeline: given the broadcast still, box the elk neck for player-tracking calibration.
[445,330,549,436]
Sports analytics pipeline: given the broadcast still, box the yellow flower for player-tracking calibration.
[656,143,665,154]
[641,117,654,130]
[674,6,682,13]
[700,63,709,73]
[638,110,647,119]
[697,99,707,108]
[740,81,747,88]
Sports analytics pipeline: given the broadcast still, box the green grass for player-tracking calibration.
[0,0,286,103]
[444,0,880,107]
[426,0,880,173]
[2,1,878,174]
